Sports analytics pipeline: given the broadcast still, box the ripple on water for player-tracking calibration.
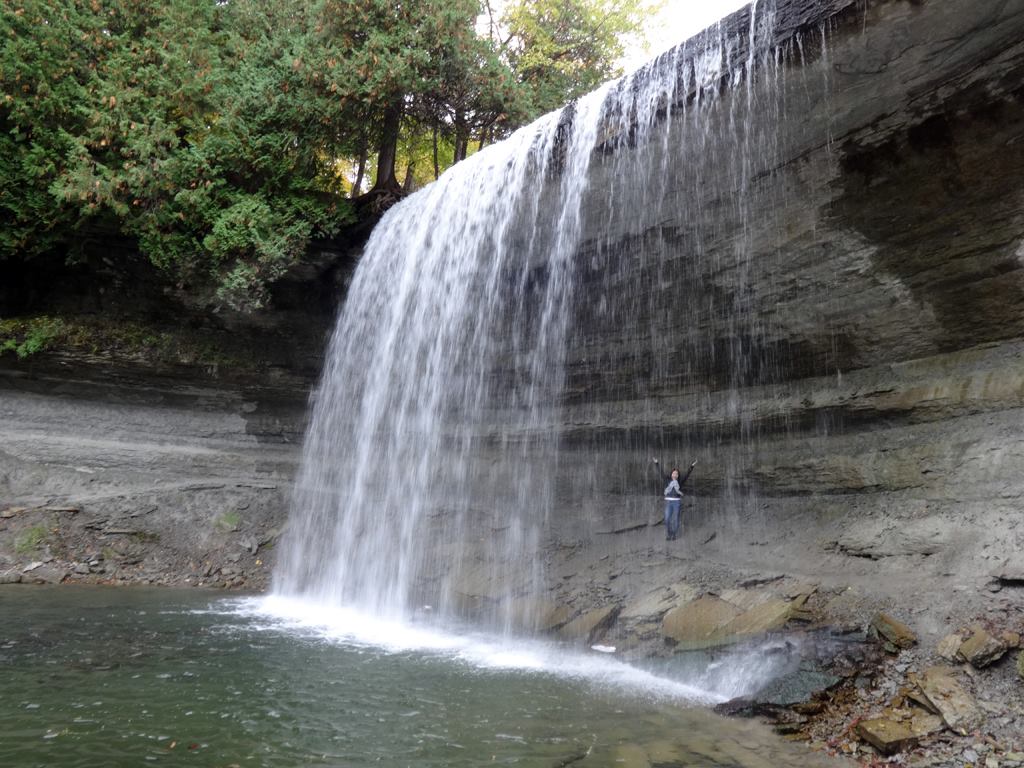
[0,587,845,767]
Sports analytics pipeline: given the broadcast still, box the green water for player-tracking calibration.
[0,586,840,767]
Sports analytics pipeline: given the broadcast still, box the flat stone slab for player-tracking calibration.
[957,625,1008,668]
[871,612,917,650]
[857,710,944,755]
[720,597,805,638]
[537,604,572,632]
[914,665,983,735]
[557,605,619,643]
[719,587,776,611]
[662,596,742,649]
[620,589,675,620]
[22,565,67,584]
[749,664,841,707]
[936,633,963,661]
[836,518,947,559]
[504,598,571,632]
[663,592,812,650]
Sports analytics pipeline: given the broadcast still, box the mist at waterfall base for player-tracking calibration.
[261,0,829,726]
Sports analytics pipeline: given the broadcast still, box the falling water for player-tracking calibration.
[275,0,834,625]
[274,78,613,621]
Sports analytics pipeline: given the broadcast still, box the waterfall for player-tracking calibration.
[275,0,822,625]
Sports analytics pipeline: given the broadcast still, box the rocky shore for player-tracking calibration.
[0,501,280,591]
[0,357,305,592]
[532,528,1024,768]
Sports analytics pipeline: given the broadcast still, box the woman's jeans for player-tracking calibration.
[664,499,681,540]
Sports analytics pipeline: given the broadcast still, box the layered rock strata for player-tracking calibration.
[521,0,1024,629]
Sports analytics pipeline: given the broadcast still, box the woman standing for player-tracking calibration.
[652,459,697,541]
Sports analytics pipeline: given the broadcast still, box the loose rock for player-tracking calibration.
[936,633,964,661]
[662,596,741,649]
[958,625,1008,668]
[915,665,983,735]
[857,709,943,755]
[557,605,619,643]
[23,565,67,584]
[871,612,917,650]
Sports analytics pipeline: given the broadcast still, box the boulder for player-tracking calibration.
[720,597,803,637]
[747,662,841,707]
[1016,650,1024,681]
[557,605,619,643]
[914,665,983,735]
[662,596,741,649]
[505,598,571,632]
[719,587,775,611]
[663,593,810,650]
[537,604,573,632]
[857,710,944,755]
[0,569,22,584]
[936,633,963,662]
[620,589,675,621]
[783,582,818,600]
[870,613,917,650]
[958,626,1008,668]
[835,519,946,560]
[23,565,67,584]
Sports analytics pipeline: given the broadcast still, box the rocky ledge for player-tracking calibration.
[446,525,1024,767]
[0,357,305,592]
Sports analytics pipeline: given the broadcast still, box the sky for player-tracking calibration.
[620,0,751,71]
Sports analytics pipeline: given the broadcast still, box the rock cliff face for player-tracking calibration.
[409,0,1024,655]
[0,355,308,586]
[523,0,1024,600]
[0,240,351,585]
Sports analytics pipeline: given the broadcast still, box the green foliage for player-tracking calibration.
[1,0,353,309]
[0,314,246,366]
[0,316,65,358]
[14,524,48,554]
[1,0,646,307]
[502,0,651,117]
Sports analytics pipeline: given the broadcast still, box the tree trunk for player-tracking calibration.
[432,124,440,180]
[351,142,368,198]
[453,126,469,164]
[452,110,469,164]
[402,161,416,194]
[372,101,403,193]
